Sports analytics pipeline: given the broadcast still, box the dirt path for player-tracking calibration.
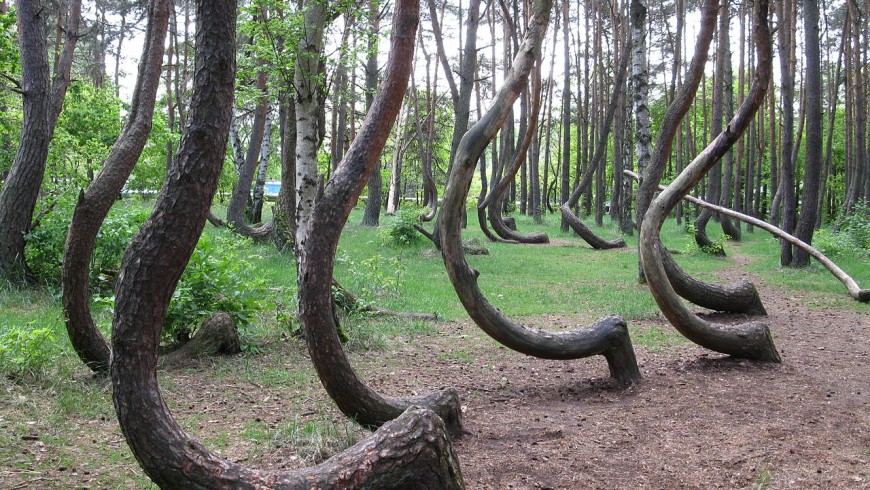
[432,267,869,488]
[2,260,868,489]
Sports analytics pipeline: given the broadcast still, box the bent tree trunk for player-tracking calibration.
[626,170,870,303]
[636,0,717,281]
[111,1,464,487]
[480,51,548,245]
[639,0,780,362]
[558,39,632,250]
[439,0,640,385]
[62,0,170,373]
[630,170,768,315]
[297,0,462,433]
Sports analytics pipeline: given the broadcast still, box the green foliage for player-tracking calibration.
[681,223,728,256]
[816,201,870,259]
[0,9,20,174]
[127,107,177,193]
[336,249,404,302]
[0,324,58,378]
[380,206,423,247]
[25,195,149,287]
[164,234,267,343]
[45,82,123,192]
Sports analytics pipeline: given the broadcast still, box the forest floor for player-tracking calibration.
[1,249,869,489]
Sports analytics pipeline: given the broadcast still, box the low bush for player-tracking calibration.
[380,206,423,247]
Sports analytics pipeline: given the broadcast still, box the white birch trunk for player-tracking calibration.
[294,0,328,251]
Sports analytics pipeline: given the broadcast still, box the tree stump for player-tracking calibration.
[159,312,241,368]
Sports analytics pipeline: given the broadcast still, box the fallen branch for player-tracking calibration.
[625,169,869,302]
[331,279,439,320]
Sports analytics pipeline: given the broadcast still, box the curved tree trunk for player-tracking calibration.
[61,0,170,373]
[111,2,464,487]
[636,0,717,281]
[626,170,870,303]
[480,49,548,245]
[439,0,640,385]
[297,0,462,433]
[559,39,631,250]
[659,245,766,315]
[639,0,780,362]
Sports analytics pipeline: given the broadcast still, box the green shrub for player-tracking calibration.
[817,202,870,259]
[0,324,59,378]
[841,201,870,255]
[164,234,267,343]
[380,206,423,247]
[336,250,404,302]
[25,195,150,288]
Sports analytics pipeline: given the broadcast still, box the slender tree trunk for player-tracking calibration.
[0,0,81,283]
[61,0,170,373]
[776,0,797,264]
[294,0,329,249]
[228,68,268,227]
[791,0,823,266]
[249,108,274,223]
[559,0,571,232]
[361,0,382,226]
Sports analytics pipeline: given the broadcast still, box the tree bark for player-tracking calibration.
[273,89,297,252]
[227,68,268,226]
[693,0,731,256]
[361,0,382,226]
[0,0,80,283]
[558,39,632,250]
[61,0,170,373]
[439,0,640,385]
[111,1,463,487]
[775,0,797,264]
[248,108,274,224]
[626,170,869,303]
[636,0,717,281]
[158,312,241,369]
[639,0,780,362]
[791,0,822,267]
[480,47,548,245]
[297,0,462,433]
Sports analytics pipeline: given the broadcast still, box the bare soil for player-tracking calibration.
[2,262,869,489]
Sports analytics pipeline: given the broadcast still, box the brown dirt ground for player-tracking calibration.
[2,260,869,489]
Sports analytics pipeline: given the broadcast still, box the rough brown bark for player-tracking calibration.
[360,0,382,227]
[0,0,79,283]
[439,0,640,385]
[297,0,462,433]
[158,312,241,368]
[639,0,780,363]
[61,0,170,373]
[111,1,463,487]
[273,89,297,252]
[791,0,822,267]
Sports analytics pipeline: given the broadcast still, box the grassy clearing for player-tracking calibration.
[1,206,868,486]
